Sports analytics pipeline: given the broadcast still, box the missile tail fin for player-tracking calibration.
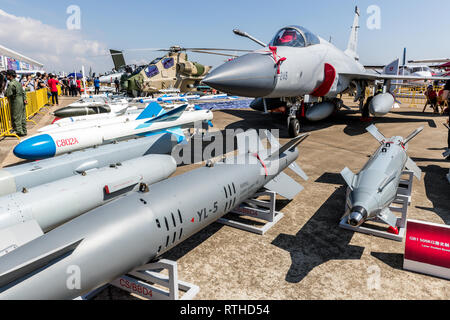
[0,220,43,258]
[265,133,309,161]
[264,172,303,200]
[377,208,398,228]
[264,130,309,180]
[366,124,386,143]
[341,167,356,190]
[0,239,83,290]
[135,102,165,120]
[405,157,422,180]
[144,104,187,124]
[403,126,424,145]
[236,129,266,155]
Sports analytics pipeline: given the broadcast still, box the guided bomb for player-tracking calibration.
[340,124,423,233]
[0,130,308,299]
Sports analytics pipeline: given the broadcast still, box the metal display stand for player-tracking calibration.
[339,171,414,242]
[218,190,284,235]
[109,259,199,300]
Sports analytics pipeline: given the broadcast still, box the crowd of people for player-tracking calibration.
[0,70,86,138]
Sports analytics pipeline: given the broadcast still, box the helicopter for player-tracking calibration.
[105,46,250,97]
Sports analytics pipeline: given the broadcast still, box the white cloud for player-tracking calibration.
[0,9,109,72]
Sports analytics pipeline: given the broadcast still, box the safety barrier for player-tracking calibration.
[0,97,20,140]
[393,84,444,108]
[0,85,61,140]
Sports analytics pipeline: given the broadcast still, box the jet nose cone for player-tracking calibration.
[203,53,277,97]
[13,134,56,160]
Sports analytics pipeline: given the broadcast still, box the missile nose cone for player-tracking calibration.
[13,134,56,160]
[203,53,277,97]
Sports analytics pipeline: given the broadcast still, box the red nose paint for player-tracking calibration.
[51,117,61,124]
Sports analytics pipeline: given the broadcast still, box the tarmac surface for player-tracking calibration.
[1,96,449,300]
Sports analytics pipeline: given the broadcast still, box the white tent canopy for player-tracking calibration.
[0,44,43,72]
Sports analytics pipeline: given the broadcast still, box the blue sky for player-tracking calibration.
[1,0,450,73]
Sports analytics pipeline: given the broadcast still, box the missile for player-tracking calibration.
[0,133,179,197]
[13,102,213,160]
[39,108,143,134]
[369,93,395,116]
[0,130,309,299]
[340,125,423,233]
[53,101,129,119]
[0,154,176,254]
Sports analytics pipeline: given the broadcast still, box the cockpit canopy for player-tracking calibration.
[270,26,320,48]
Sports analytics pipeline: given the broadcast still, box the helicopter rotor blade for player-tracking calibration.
[182,48,252,52]
[189,50,240,58]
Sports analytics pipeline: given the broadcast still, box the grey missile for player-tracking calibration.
[0,154,177,256]
[0,133,179,197]
[340,124,423,233]
[0,130,309,300]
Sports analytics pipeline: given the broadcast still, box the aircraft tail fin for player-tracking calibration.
[366,124,386,144]
[341,167,356,190]
[110,49,126,70]
[344,6,360,61]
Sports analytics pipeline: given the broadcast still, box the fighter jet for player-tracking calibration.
[203,6,450,137]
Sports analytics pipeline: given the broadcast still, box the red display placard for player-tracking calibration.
[404,219,450,279]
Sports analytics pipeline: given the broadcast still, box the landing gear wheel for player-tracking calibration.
[288,118,301,137]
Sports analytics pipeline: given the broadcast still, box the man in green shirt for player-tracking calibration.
[5,70,27,137]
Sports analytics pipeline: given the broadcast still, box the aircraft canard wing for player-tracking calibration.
[340,71,450,82]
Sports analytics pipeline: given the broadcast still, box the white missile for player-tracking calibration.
[14,102,213,160]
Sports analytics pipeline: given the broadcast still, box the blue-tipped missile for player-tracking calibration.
[0,130,308,299]
[340,125,423,233]
[0,133,179,197]
[0,154,176,254]
[13,102,213,160]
